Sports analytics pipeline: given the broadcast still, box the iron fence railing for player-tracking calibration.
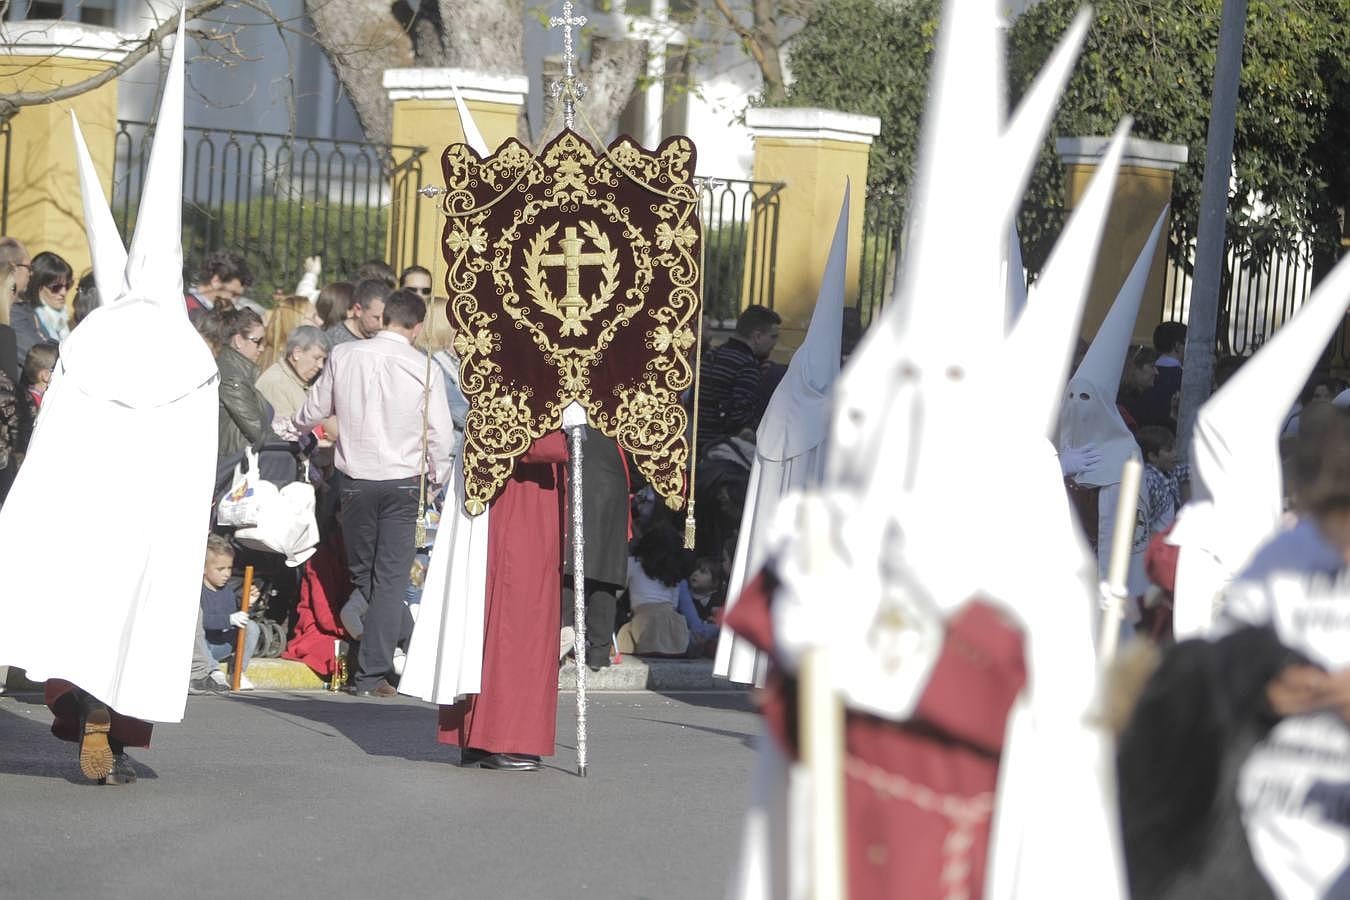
[700,178,783,324]
[859,195,904,325]
[1161,229,1323,360]
[112,121,426,297]
[857,193,1347,368]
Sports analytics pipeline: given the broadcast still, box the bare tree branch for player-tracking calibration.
[0,0,229,122]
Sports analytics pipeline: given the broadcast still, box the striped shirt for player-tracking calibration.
[697,336,763,452]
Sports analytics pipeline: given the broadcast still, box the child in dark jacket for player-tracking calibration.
[201,535,261,690]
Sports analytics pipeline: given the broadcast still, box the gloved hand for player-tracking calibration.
[229,611,250,629]
[1059,444,1102,477]
[304,255,322,276]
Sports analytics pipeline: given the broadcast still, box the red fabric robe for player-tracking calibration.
[726,570,1025,900]
[282,534,353,678]
[44,679,152,749]
[437,431,568,756]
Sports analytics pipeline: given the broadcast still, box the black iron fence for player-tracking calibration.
[858,195,904,325]
[1160,229,1329,360]
[700,178,783,325]
[856,188,1350,367]
[112,121,426,297]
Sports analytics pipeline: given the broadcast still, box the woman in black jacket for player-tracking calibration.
[216,307,276,461]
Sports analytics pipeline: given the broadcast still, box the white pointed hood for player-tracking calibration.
[450,75,491,157]
[826,6,1091,500]
[122,13,187,303]
[71,112,127,306]
[756,185,848,462]
[1058,208,1167,486]
[1180,251,1350,568]
[58,10,217,409]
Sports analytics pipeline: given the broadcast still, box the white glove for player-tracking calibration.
[1059,444,1102,477]
[561,401,587,429]
[304,255,322,276]
[228,611,250,629]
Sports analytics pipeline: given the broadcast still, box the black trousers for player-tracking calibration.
[339,473,419,689]
[561,577,620,668]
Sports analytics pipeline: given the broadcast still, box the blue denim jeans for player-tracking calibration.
[206,619,261,675]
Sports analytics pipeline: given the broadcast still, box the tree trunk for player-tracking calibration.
[578,39,645,144]
[438,0,526,73]
[304,0,413,144]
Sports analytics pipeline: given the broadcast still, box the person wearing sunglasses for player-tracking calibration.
[400,265,434,298]
[216,307,277,464]
[12,251,73,364]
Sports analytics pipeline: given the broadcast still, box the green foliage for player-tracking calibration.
[781,0,1350,277]
[771,0,941,208]
[1009,0,1350,272]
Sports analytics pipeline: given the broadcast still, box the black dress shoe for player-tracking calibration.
[472,755,540,777]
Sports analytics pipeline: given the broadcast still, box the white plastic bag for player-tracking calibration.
[233,481,320,567]
[216,448,279,528]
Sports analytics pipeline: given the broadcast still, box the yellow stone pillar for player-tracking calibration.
[383,68,528,277]
[0,22,126,283]
[1056,136,1190,344]
[744,108,880,358]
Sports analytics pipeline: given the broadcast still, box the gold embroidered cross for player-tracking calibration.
[539,226,606,321]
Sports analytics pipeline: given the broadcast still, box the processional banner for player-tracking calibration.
[439,130,702,515]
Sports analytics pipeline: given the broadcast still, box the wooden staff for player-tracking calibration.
[797,499,845,899]
[1097,458,1143,664]
[232,565,254,691]
[801,646,846,900]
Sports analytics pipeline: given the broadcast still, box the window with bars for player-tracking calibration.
[5,0,117,27]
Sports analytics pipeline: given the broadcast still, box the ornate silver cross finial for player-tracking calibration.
[549,0,588,130]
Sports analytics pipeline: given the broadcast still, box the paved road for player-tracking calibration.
[0,690,759,900]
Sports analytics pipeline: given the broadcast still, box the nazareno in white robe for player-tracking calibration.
[0,16,220,725]
[0,298,218,723]
[714,188,849,688]
[398,466,490,704]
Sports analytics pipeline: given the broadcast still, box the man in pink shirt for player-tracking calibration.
[295,289,455,696]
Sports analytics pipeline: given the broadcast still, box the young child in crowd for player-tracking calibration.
[18,341,57,454]
[200,534,262,690]
[1134,426,1190,641]
[1134,425,1189,537]
[677,557,722,657]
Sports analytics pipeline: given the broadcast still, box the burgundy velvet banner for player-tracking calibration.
[440,129,701,515]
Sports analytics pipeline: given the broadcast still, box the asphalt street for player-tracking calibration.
[0,689,759,900]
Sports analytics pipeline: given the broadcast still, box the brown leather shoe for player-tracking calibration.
[344,679,398,698]
[79,703,114,782]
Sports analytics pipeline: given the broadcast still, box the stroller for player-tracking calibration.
[212,439,317,659]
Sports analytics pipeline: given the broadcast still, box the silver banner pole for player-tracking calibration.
[567,422,588,776]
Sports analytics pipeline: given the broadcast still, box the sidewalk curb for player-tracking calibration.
[2,657,748,695]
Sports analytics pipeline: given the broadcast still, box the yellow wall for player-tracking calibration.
[0,55,120,288]
[1064,162,1178,344]
[387,95,522,279]
[748,137,870,359]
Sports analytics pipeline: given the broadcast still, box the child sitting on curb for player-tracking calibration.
[201,534,261,690]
